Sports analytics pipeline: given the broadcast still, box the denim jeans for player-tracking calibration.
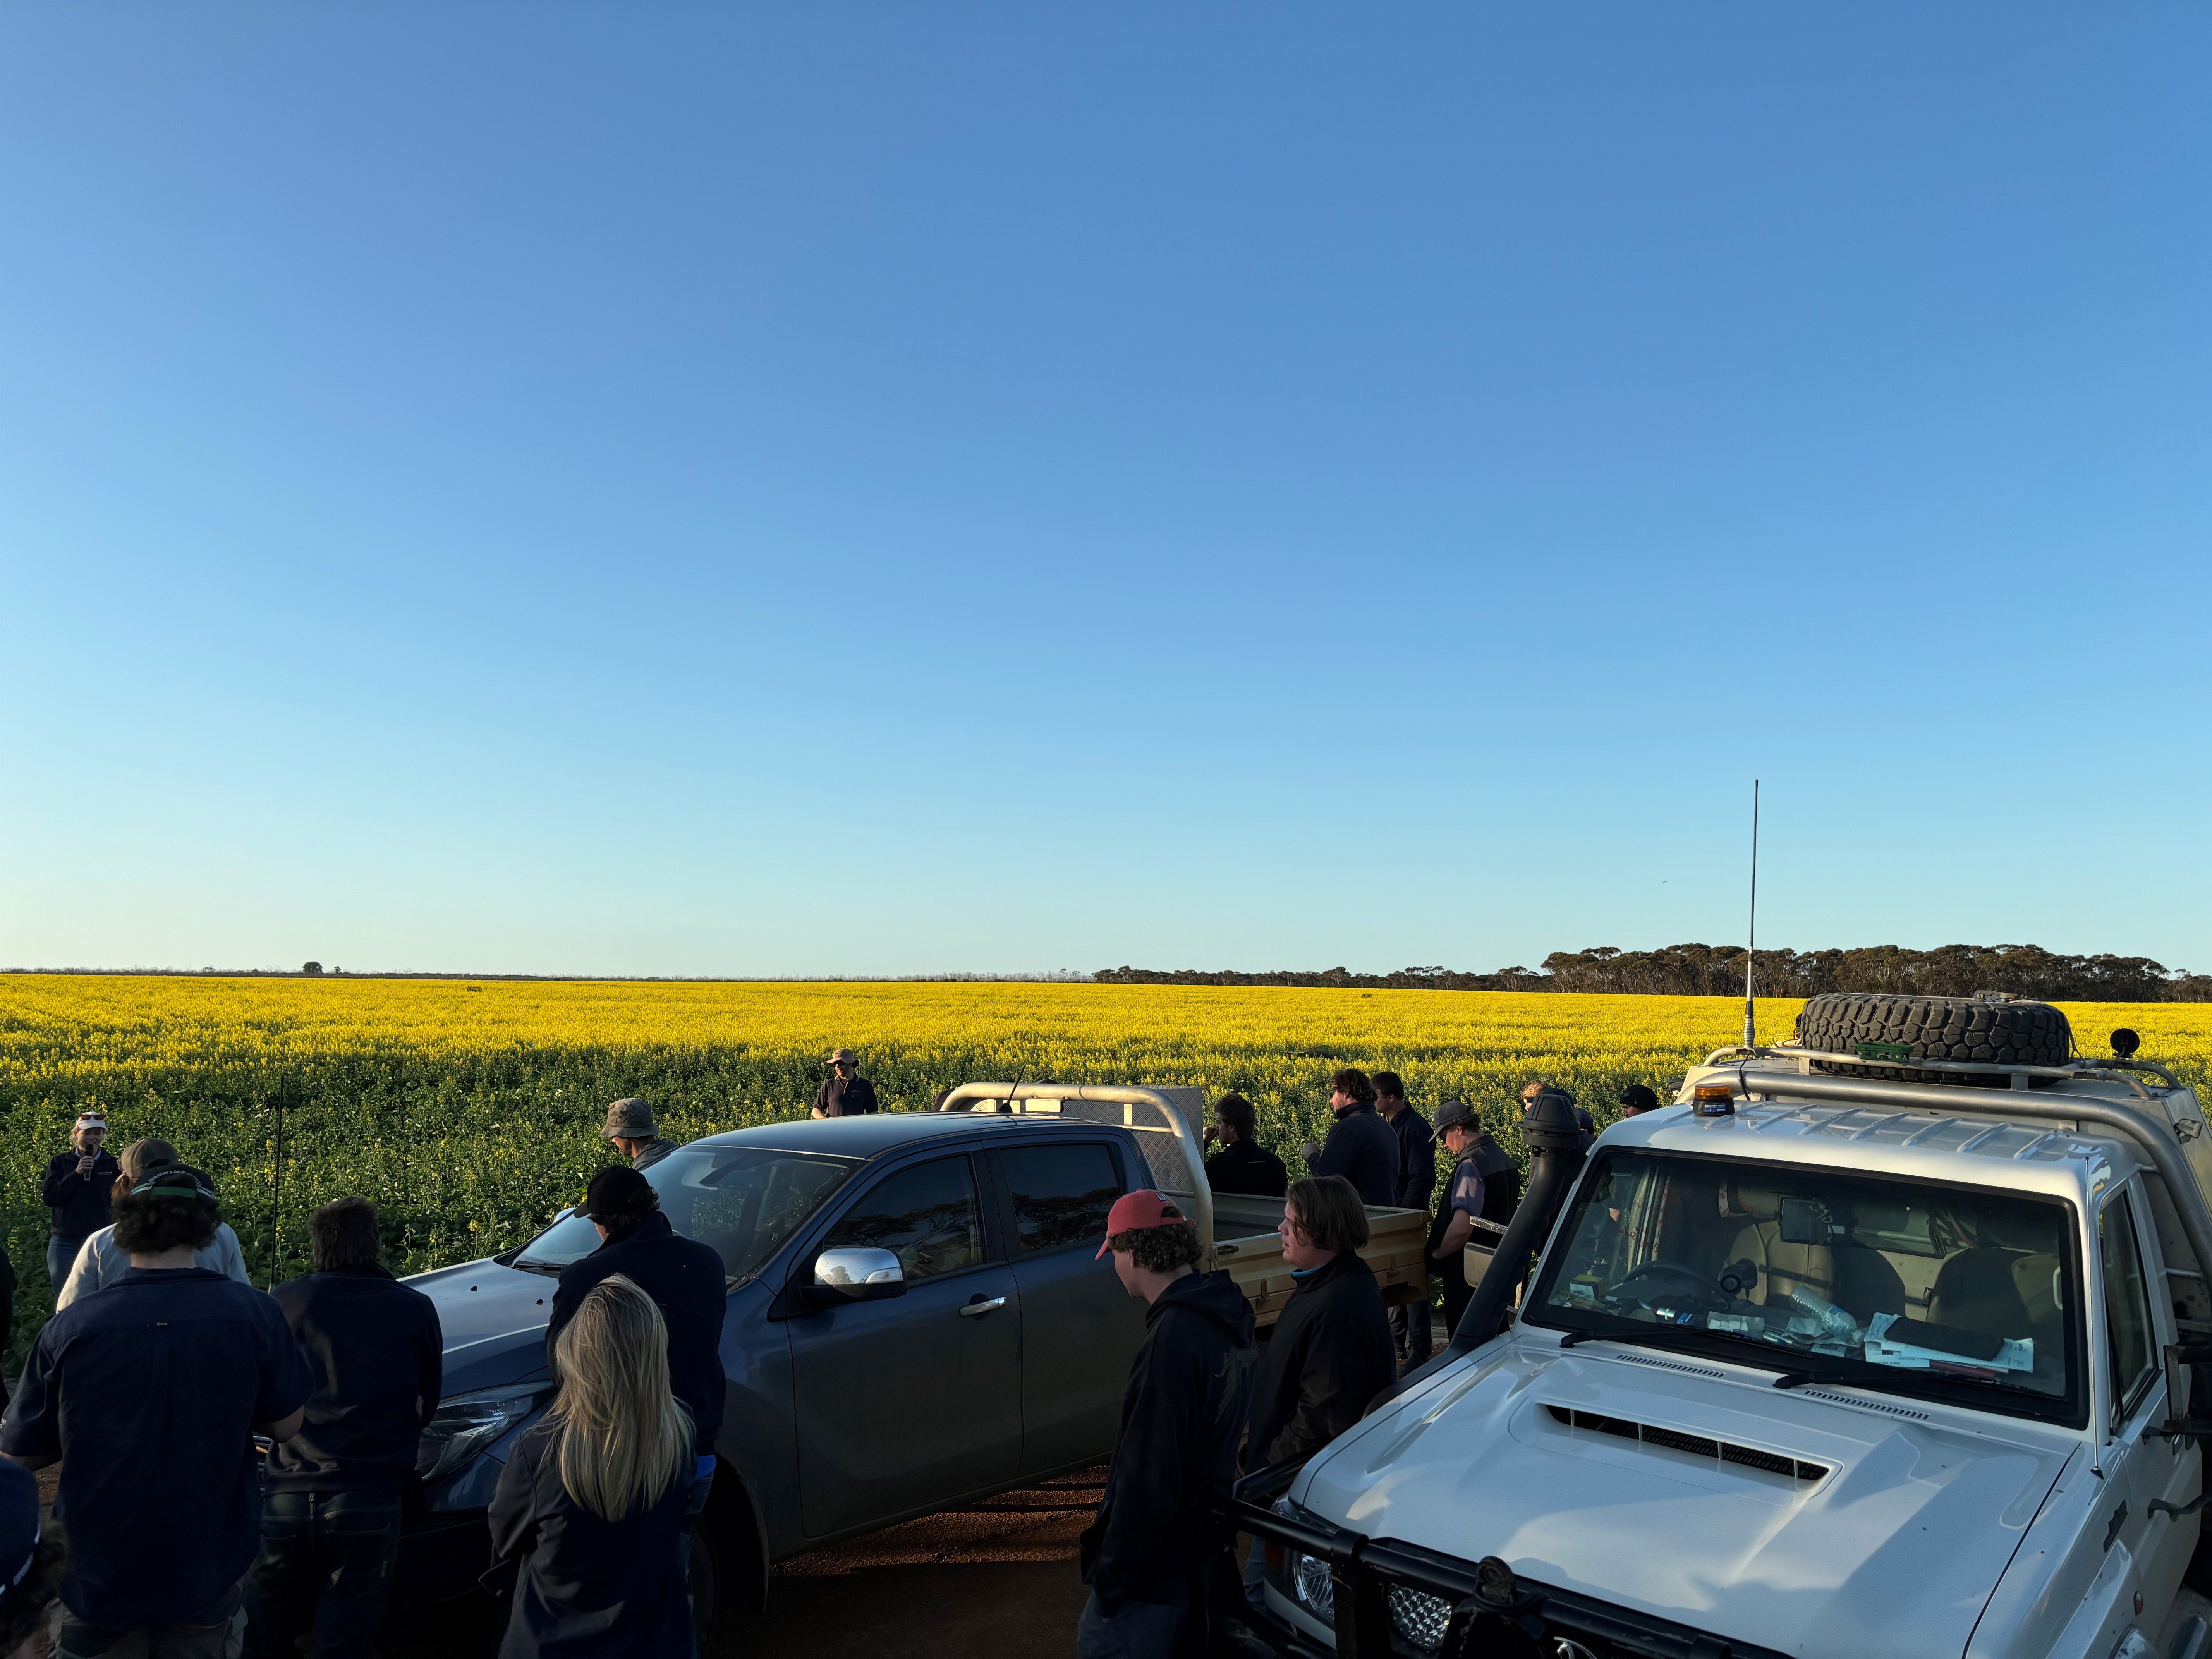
[56,1578,243,1659]
[241,1489,402,1659]
[46,1236,82,1292]
[1075,1592,1186,1659]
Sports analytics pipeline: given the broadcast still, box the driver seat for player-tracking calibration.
[1720,1177,1834,1306]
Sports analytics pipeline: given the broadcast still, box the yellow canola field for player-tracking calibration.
[2,974,2207,1350]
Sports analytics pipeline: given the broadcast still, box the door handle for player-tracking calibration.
[959,1296,1008,1318]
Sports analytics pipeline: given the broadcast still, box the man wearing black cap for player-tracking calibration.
[1618,1084,1662,1117]
[546,1167,727,1537]
[2,1166,316,1659]
[245,1197,443,1659]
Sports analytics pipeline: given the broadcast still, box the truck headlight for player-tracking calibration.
[416,1385,549,1483]
[1271,1497,1338,1620]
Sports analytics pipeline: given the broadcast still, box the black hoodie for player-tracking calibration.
[1244,1249,1396,1472]
[1083,1268,1256,1613]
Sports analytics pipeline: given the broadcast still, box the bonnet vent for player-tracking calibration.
[1543,1406,1830,1482]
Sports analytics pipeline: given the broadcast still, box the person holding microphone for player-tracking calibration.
[40,1115,119,1292]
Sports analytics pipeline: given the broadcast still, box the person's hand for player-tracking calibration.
[75,1154,94,1175]
[1300,1140,1322,1162]
[1202,1126,1219,1146]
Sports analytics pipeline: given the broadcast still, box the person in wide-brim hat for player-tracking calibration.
[813,1051,879,1119]
[601,1098,678,1173]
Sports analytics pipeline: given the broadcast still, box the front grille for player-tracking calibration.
[1388,1585,1454,1653]
[1545,1405,1830,1482]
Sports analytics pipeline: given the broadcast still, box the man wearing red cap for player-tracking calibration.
[1078,1191,1255,1658]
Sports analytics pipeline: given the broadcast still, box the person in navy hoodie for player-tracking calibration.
[490,1275,695,1659]
[2,1166,315,1659]
[1079,1191,1256,1659]
[245,1196,444,1659]
[546,1167,726,1553]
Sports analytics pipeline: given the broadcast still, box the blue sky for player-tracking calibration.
[3,5,2207,978]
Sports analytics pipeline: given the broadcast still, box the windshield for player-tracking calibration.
[513,1146,859,1286]
[1525,1150,2082,1422]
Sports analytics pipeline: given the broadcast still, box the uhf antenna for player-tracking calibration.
[1743,780,1760,1051]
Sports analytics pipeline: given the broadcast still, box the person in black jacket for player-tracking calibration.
[1239,1176,1395,1613]
[1373,1073,1435,1370]
[1244,1176,1396,1470]
[546,1167,726,1549]
[245,1197,443,1659]
[490,1275,694,1659]
[1298,1068,1398,1207]
[40,1113,120,1290]
[1201,1094,1286,1199]
[1080,1190,1255,1659]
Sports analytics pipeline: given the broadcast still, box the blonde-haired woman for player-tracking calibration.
[488,1274,696,1658]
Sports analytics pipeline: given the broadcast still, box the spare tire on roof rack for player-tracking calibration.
[1791,992,2073,1087]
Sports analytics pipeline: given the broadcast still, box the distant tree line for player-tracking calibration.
[1096,943,2212,1002]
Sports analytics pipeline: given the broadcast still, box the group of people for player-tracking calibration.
[1077,1068,1666,1657]
[1204,1068,1662,1368]
[1,1107,730,1659]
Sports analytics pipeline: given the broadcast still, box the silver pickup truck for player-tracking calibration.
[1234,994,2212,1659]
[394,1081,1422,1636]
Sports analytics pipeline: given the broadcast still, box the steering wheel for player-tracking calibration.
[1611,1259,1736,1309]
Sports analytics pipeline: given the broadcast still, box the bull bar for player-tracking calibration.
[1215,1462,1791,1659]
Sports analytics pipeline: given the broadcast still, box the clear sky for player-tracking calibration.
[3,5,2207,978]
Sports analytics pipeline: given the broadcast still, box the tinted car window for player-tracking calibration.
[1003,1144,1122,1254]
[821,1156,987,1283]
[515,1147,859,1283]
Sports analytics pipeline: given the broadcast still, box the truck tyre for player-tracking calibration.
[1795,993,2073,1086]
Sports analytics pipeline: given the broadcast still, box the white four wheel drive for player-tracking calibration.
[1234,993,2212,1659]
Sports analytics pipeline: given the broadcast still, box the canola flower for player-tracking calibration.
[2,974,2207,1356]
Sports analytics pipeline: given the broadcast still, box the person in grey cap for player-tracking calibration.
[1425,1100,1501,1343]
[812,1049,879,1118]
[602,1099,678,1172]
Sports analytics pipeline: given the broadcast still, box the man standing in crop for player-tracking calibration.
[602,1099,678,1172]
[812,1049,879,1117]
[41,1113,120,1291]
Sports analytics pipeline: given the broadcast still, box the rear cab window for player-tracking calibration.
[1000,1142,1125,1255]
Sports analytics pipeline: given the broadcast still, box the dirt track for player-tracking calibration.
[731,1464,1106,1659]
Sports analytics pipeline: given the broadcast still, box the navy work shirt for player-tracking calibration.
[41,1151,121,1240]
[0,1267,315,1628]
[811,1074,879,1116]
[265,1264,445,1492]
[546,1212,727,1451]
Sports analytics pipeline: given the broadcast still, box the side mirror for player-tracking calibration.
[811,1247,905,1306]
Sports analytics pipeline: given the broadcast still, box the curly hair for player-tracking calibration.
[111,1192,219,1256]
[1104,1219,1202,1274]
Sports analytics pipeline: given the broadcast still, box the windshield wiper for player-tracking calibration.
[1549,1320,1789,1369]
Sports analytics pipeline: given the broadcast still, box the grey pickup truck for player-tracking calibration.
[395,1093,1176,1631]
